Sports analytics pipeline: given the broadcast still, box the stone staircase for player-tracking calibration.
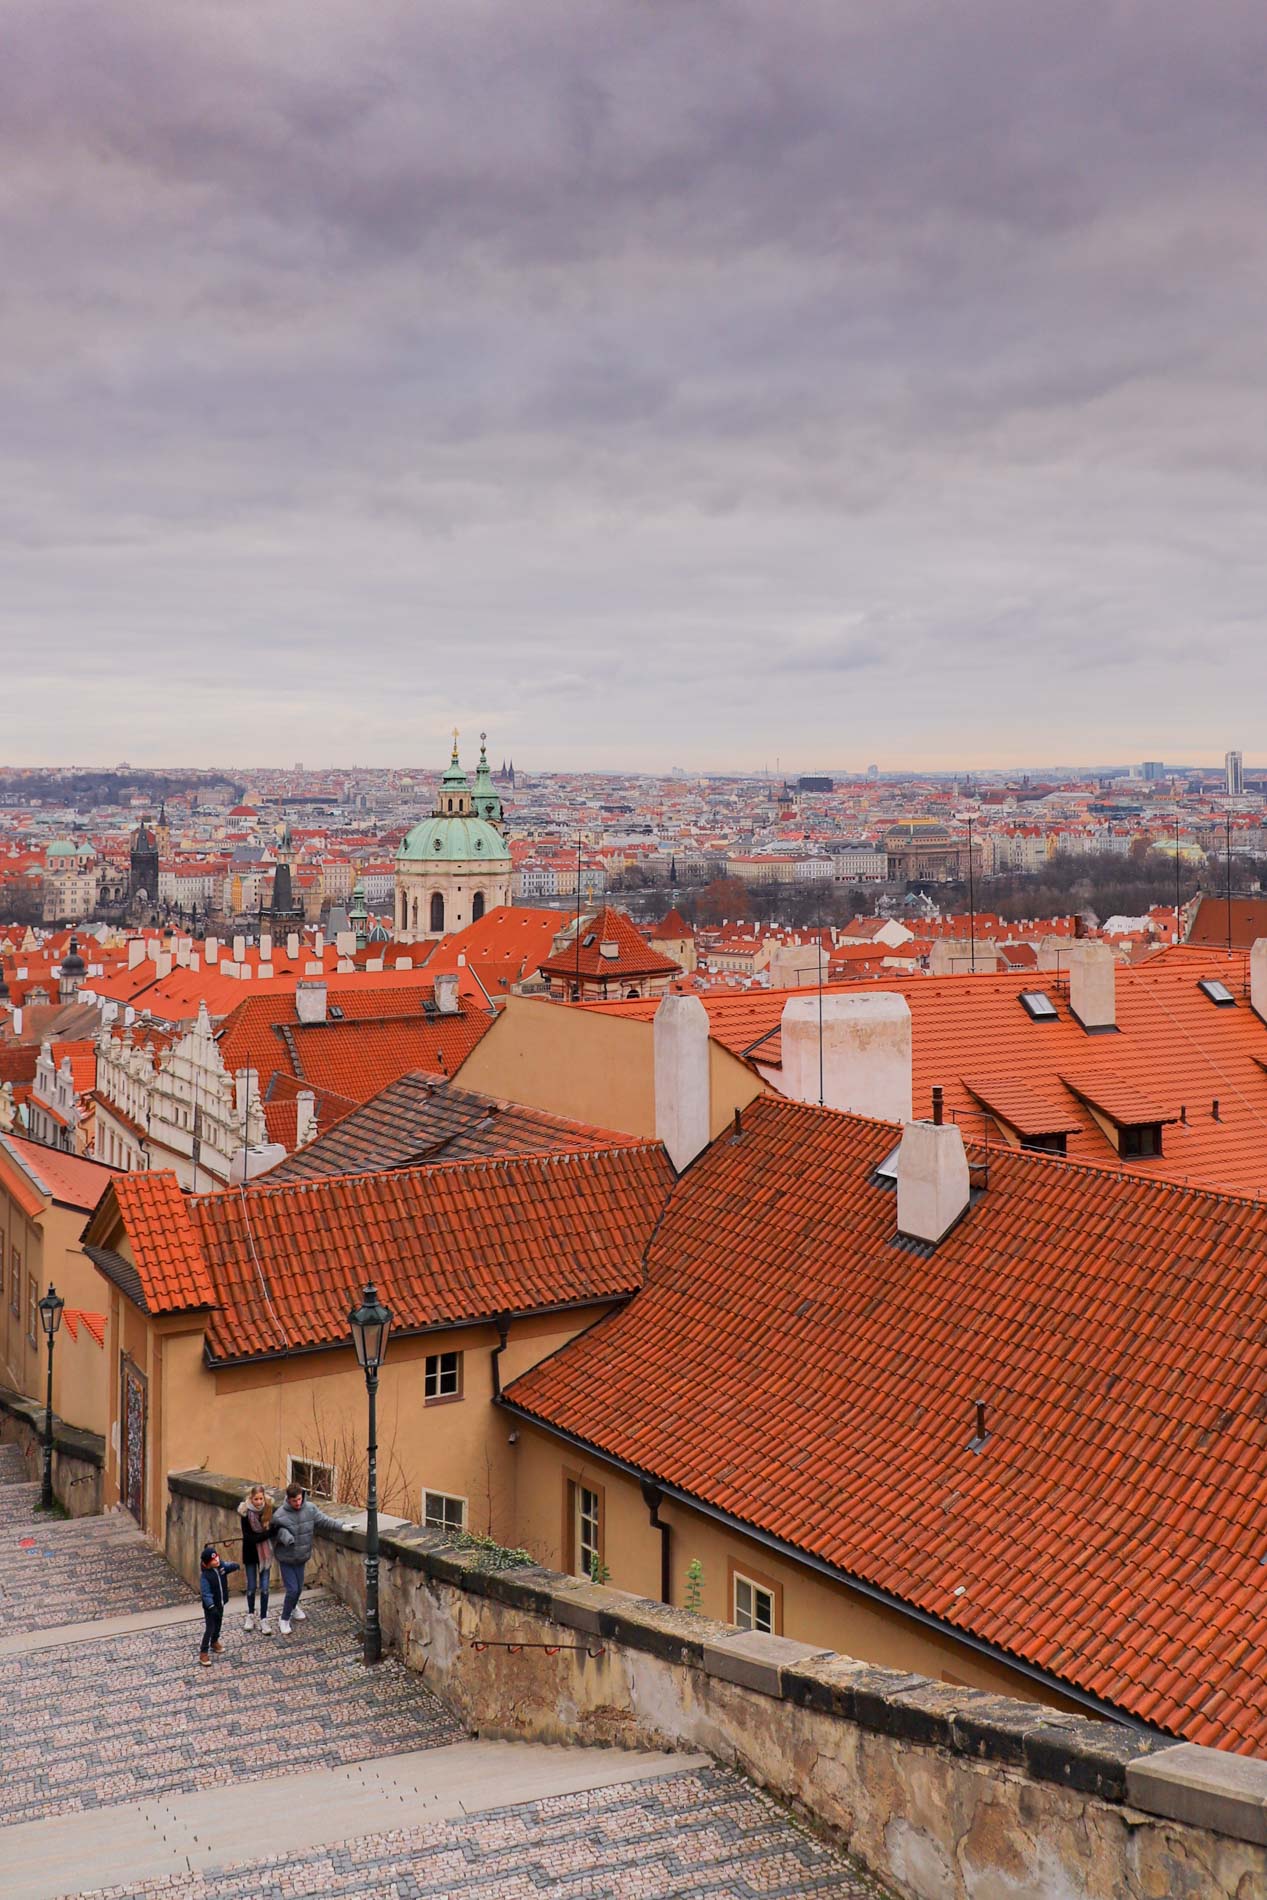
[0,1445,887,1897]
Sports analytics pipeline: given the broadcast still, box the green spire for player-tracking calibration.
[472,729,504,827]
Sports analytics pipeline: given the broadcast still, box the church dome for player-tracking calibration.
[397,813,510,865]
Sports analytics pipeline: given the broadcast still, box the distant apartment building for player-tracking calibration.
[829,842,887,882]
[1227,750,1245,797]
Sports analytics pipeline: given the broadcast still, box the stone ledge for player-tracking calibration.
[703,1631,832,1696]
[0,1383,105,1466]
[1127,1743,1267,1844]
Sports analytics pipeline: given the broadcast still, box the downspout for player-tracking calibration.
[642,1480,672,1605]
[490,1312,511,1399]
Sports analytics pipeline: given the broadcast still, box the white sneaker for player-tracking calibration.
[242,1613,255,1632]
[278,1618,292,1635]
[259,1615,272,1634]
[291,1606,306,1621]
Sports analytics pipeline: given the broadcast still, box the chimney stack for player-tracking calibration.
[205,936,220,964]
[654,993,711,1170]
[286,931,300,961]
[896,1114,971,1246]
[780,992,913,1121]
[1067,940,1116,1032]
[295,980,327,1025]
[433,970,460,1016]
[1251,939,1267,1021]
[127,938,146,970]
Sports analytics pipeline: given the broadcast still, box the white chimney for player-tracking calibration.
[233,934,246,963]
[127,938,146,970]
[146,939,160,963]
[1067,941,1116,1032]
[779,992,913,1122]
[1249,939,1267,1021]
[295,980,327,1025]
[335,929,356,958]
[260,932,273,961]
[434,970,460,1016]
[295,1089,318,1148]
[230,1143,287,1184]
[205,937,220,965]
[155,954,173,979]
[654,993,711,1171]
[896,1113,970,1245]
[286,932,300,960]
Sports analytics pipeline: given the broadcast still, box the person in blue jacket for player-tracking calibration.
[198,1542,240,1666]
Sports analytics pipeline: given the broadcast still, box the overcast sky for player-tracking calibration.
[3,1,1266,773]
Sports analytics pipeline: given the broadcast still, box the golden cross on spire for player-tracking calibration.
[451,726,460,762]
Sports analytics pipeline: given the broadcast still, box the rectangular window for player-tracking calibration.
[27,1275,38,1347]
[423,1490,467,1534]
[1120,1124,1162,1158]
[733,1572,776,1634]
[424,1350,463,1403]
[286,1455,335,1498]
[572,1481,602,1581]
[10,1247,19,1316]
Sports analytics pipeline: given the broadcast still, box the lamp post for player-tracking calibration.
[37,1284,64,1511]
[348,1282,392,1665]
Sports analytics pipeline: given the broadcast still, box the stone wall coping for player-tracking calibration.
[167,1469,1257,1846]
[0,1382,105,1466]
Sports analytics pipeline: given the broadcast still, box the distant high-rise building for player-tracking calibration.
[1226,750,1244,797]
[1142,760,1165,782]
[866,763,879,780]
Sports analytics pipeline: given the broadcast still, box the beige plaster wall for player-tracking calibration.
[456,994,761,1143]
[0,1190,110,1437]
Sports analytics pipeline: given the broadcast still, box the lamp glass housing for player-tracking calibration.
[38,1285,64,1340]
[348,1283,392,1372]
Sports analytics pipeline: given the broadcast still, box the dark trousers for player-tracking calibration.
[245,1561,271,1615]
[280,1559,306,1620]
[200,1605,224,1655]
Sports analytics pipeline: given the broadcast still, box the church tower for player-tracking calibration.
[393,732,512,943]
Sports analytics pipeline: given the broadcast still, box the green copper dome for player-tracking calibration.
[397,814,510,865]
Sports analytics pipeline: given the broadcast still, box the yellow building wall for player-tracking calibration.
[0,1188,110,1438]
[510,1420,1083,1715]
[456,994,762,1144]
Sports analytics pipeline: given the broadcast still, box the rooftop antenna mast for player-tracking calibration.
[816,889,825,1107]
[966,810,977,973]
[1173,815,1181,944]
[1226,806,1234,956]
[574,823,583,999]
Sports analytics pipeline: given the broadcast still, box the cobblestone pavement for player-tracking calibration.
[79,1766,886,1899]
[0,1595,463,1825]
[0,1475,192,1637]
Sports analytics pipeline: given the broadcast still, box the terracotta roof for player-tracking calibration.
[100,1172,216,1312]
[960,1077,1080,1140]
[186,1144,672,1362]
[1059,1070,1179,1128]
[0,1135,118,1212]
[538,908,680,985]
[506,1095,1267,1755]
[1185,894,1267,952]
[263,1071,645,1184]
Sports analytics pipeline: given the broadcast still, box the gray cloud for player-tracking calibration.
[2,0,1267,769]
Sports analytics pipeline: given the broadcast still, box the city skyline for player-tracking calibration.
[5,2,1267,768]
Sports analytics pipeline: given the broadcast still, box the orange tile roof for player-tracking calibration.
[186,1144,672,1362]
[105,1172,216,1311]
[506,1095,1267,1755]
[0,1135,118,1212]
[538,908,680,984]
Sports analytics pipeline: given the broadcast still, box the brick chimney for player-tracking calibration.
[654,993,711,1170]
[1067,941,1116,1032]
[896,1114,970,1245]
[779,992,913,1121]
[295,980,327,1025]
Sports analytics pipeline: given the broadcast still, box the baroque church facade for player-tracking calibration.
[394,734,512,943]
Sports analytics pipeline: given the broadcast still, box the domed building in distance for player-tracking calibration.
[395,732,511,942]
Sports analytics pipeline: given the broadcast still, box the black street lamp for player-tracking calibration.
[37,1284,64,1511]
[348,1281,392,1665]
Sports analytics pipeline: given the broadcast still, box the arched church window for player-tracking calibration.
[430,892,445,934]
[472,891,485,923]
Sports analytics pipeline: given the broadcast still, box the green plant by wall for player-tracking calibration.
[684,1558,703,1614]
[589,1550,611,1586]
[451,1528,534,1572]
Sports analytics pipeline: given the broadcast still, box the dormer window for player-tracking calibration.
[1120,1123,1163,1158]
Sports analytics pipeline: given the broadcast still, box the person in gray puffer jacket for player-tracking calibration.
[270,1482,342,1633]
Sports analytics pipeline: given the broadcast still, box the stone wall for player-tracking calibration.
[0,1383,103,1515]
[168,1470,1267,1900]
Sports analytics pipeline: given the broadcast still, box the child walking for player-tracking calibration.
[237,1484,275,1633]
[198,1543,240,1666]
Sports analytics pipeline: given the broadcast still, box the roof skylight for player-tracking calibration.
[873,1141,901,1185]
[1019,989,1058,1021]
[1198,977,1236,1007]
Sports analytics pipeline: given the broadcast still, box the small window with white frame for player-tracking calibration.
[424,1350,463,1403]
[733,1571,776,1634]
[423,1490,467,1534]
[287,1455,335,1499]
